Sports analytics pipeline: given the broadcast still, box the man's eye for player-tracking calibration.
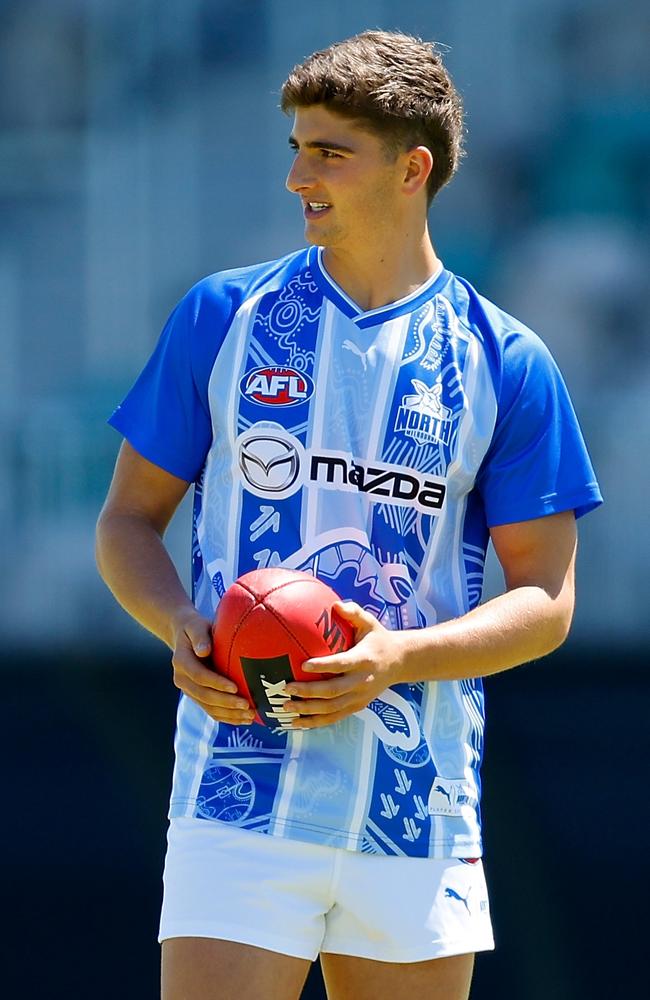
[320,149,341,159]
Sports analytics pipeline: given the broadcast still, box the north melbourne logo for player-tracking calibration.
[395,378,453,446]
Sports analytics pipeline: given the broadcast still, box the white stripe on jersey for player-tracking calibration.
[346,719,377,850]
[270,731,305,835]
[419,681,442,855]
[302,299,336,546]
[196,290,268,603]
[366,315,412,457]
[221,291,266,590]
[184,697,221,815]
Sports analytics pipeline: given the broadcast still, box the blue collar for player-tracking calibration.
[308,245,450,328]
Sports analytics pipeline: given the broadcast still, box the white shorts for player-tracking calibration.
[159,817,495,964]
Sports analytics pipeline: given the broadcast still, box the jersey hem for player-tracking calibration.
[169,800,483,859]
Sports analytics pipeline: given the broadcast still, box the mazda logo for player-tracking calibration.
[238,434,301,494]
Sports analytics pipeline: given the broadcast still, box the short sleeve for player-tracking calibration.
[476,329,602,526]
[108,280,231,482]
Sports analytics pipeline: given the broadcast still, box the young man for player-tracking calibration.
[96,30,602,1000]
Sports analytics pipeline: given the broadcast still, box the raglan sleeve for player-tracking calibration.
[475,328,603,526]
[108,280,229,483]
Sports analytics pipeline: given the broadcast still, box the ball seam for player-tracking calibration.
[236,576,330,661]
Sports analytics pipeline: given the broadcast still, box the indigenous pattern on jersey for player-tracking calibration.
[110,246,602,858]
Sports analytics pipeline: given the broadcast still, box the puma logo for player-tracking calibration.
[433,783,452,803]
[444,887,471,914]
[342,339,369,371]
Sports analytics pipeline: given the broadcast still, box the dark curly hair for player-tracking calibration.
[281,30,465,205]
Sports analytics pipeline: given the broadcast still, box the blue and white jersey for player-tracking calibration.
[110,246,602,858]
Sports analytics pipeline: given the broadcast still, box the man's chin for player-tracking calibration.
[303,220,340,248]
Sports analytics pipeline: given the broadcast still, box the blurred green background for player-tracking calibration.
[1,2,648,997]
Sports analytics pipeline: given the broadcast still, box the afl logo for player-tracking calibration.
[239,366,314,407]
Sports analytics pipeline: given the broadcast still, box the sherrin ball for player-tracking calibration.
[211,567,353,728]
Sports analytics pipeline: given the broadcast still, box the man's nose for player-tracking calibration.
[286,153,314,193]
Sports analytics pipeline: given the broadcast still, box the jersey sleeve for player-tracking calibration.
[108,279,232,482]
[476,328,602,526]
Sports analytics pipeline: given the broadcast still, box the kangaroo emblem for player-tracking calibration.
[403,378,450,419]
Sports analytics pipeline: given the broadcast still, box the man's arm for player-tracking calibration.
[284,510,577,727]
[96,441,255,726]
[398,508,577,682]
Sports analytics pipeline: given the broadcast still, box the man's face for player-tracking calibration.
[285,105,404,253]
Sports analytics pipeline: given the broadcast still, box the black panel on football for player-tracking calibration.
[240,654,299,729]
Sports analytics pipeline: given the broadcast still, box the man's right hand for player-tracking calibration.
[171,609,256,726]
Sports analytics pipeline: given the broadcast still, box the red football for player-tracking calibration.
[211,568,354,728]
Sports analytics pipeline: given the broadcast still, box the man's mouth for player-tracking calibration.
[304,201,332,218]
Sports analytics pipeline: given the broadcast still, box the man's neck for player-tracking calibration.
[320,224,440,312]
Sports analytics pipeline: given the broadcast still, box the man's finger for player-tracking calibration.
[191,701,257,726]
[287,673,356,699]
[174,674,243,706]
[333,600,381,635]
[291,692,357,717]
[175,673,251,710]
[173,650,240,694]
[292,708,354,730]
[301,650,359,675]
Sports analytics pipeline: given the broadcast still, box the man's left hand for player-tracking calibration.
[284,601,408,728]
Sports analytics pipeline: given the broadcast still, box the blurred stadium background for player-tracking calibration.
[1,2,647,997]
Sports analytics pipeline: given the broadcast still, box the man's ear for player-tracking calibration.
[402,146,433,197]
